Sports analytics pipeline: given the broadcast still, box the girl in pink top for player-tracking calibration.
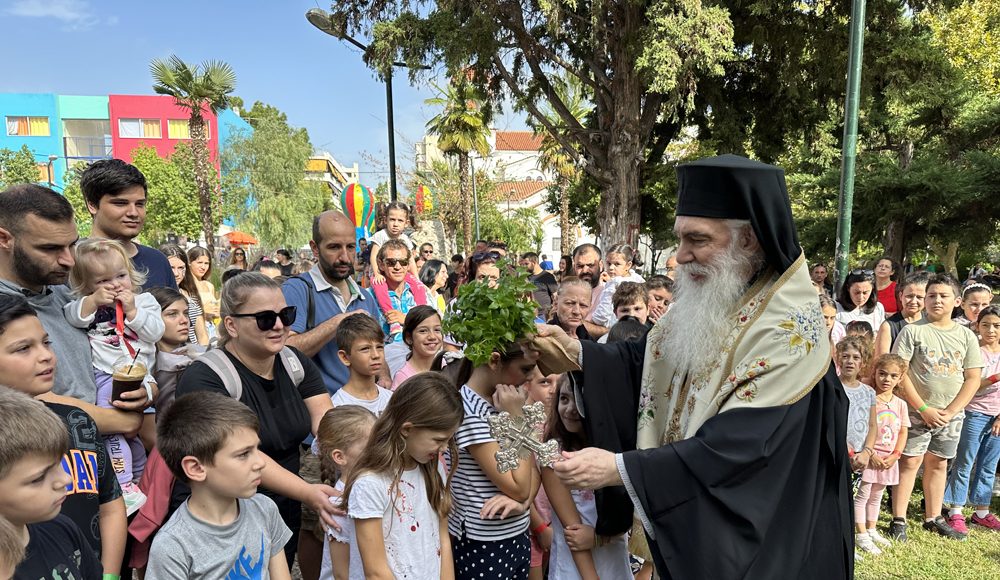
[854,354,910,554]
[391,306,442,390]
[943,306,1000,533]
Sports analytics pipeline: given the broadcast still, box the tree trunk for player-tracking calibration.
[189,112,216,255]
[559,179,574,256]
[882,218,908,265]
[928,238,960,278]
[596,5,643,246]
[457,152,472,254]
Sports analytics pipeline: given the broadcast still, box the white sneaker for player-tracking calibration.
[868,529,892,547]
[121,481,147,516]
[856,532,883,555]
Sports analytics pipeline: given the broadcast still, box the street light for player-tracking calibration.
[47,154,58,187]
[306,8,428,203]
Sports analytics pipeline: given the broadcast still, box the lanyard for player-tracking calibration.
[115,301,137,359]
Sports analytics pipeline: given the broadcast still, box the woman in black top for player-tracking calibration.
[176,272,334,566]
[875,271,931,356]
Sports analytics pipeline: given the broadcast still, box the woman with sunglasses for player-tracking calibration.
[836,269,886,334]
[176,272,335,568]
[228,247,249,270]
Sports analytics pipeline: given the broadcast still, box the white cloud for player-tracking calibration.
[5,0,101,29]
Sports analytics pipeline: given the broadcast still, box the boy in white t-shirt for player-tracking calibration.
[332,314,393,413]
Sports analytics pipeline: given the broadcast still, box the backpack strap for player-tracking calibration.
[278,346,305,387]
[198,349,243,400]
[293,274,317,331]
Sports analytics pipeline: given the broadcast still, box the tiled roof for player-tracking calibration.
[494,130,543,151]
[495,180,552,202]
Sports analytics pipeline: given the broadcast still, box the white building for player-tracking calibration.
[415,129,595,256]
[305,151,359,196]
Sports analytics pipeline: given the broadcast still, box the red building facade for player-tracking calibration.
[107,95,220,167]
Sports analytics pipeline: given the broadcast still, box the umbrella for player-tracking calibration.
[224,231,258,245]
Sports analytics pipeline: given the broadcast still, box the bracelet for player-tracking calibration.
[847,449,855,458]
[532,522,550,535]
[990,374,1000,384]
[103,575,121,580]
[917,403,929,412]
[890,450,902,458]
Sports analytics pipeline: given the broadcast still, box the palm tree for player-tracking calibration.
[534,75,591,257]
[425,77,492,254]
[150,55,236,255]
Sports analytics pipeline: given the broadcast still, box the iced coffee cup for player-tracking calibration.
[111,359,146,402]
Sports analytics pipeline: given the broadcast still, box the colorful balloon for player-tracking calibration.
[414,184,434,214]
[340,183,375,239]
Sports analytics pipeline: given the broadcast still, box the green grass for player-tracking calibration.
[856,490,1000,580]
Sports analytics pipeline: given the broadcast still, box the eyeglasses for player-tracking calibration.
[230,306,296,331]
[850,269,874,277]
[382,258,408,268]
[471,251,501,263]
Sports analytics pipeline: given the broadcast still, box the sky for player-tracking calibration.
[1,0,528,193]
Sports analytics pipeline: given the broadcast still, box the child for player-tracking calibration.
[316,406,377,580]
[445,347,540,579]
[542,375,631,579]
[942,306,1000,533]
[875,272,929,357]
[148,391,292,578]
[0,386,102,578]
[0,295,126,574]
[0,515,24,579]
[149,287,204,417]
[955,282,994,329]
[591,243,645,327]
[837,336,878,474]
[393,305,443,389]
[342,373,463,578]
[333,314,393,412]
[524,369,561,580]
[65,238,164,515]
[819,294,846,344]
[368,202,427,338]
[597,282,649,344]
[853,354,909,554]
[890,274,984,541]
[645,275,673,323]
[836,269,886,333]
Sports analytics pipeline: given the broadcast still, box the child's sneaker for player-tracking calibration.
[855,532,882,555]
[121,481,147,516]
[922,516,967,540]
[887,519,908,542]
[972,512,1000,531]
[947,513,969,535]
[868,529,892,547]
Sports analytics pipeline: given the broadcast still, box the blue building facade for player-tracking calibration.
[0,93,66,186]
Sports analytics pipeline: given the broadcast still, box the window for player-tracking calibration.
[551,237,561,252]
[118,118,162,139]
[167,119,190,139]
[6,116,50,136]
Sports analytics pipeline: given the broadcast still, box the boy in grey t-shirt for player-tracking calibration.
[147,392,292,578]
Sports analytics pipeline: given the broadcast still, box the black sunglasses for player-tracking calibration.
[230,306,296,331]
[382,258,408,268]
[471,251,501,263]
[850,269,874,277]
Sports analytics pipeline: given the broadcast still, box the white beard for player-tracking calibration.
[662,243,761,377]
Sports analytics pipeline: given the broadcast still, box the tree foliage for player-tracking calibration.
[0,145,42,188]
[410,158,498,248]
[479,205,545,256]
[923,0,1000,96]
[220,110,331,249]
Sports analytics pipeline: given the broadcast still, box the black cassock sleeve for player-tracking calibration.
[620,366,853,580]
[577,337,647,535]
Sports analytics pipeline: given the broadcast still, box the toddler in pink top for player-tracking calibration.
[854,354,910,554]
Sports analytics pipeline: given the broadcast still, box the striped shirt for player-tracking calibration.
[448,385,530,541]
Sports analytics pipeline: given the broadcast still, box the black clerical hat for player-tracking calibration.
[676,154,800,272]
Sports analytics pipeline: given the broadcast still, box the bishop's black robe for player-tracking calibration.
[579,338,853,579]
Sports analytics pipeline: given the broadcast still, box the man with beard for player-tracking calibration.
[531,155,852,579]
[572,243,610,338]
[0,184,149,431]
[283,210,381,395]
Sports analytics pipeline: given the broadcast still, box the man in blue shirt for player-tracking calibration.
[283,211,382,394]
[79,160,176,289]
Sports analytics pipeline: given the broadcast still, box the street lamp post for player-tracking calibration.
[306,8,428,203]
[47,155,58,187]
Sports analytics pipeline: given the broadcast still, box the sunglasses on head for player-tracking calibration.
[471,251,501,263]
[230,306,296,331]
[850,269,874,277]
[382,258,407,268]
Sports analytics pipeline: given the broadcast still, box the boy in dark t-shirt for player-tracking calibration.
[0,295,125,573]
[0,387,102,579]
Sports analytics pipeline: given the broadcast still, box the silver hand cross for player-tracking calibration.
[488,401,561,472]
